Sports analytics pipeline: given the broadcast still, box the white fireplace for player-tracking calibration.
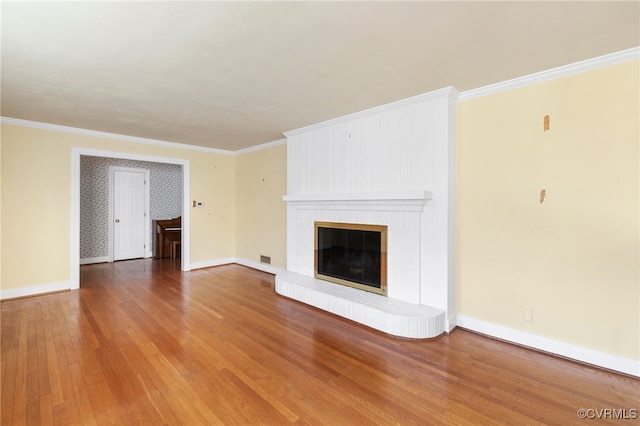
[276,87,458,338]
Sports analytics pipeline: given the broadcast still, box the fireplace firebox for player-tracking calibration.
[314,222,387,295]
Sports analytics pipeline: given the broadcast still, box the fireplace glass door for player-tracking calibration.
[315,222,387,295]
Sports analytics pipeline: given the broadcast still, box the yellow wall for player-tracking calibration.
[189,149,236,264]
[0,124,236,290]
[235,143,287,269]
[0,135,3,289]
[456,60,639,360]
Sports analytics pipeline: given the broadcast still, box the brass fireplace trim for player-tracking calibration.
[314,221,388,296]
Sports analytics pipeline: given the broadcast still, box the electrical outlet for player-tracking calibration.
[523,308,534,323]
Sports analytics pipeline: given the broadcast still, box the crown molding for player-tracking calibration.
[0,116,236,155]
[284,86,459,137]
[3,47,636,151]
[459,47,640,101]
[234,138,287,155]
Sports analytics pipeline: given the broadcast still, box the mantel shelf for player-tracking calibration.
[283,191,432,203]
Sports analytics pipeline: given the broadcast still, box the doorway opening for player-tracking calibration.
[72,148,191,289]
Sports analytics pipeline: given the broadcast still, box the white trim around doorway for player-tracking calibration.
[71,148,191,290]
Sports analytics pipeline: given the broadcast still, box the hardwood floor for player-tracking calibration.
[2,260,638,425]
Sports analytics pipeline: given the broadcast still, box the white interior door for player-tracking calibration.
[112,168,147,261]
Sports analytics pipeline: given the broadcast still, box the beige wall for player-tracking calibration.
[0,124,236,290]
[189,149,236,264]
[235,143,287,269]
[0,135,3,289]
[456,60,639,360]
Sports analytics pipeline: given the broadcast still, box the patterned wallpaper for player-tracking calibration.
[80,156,183,260]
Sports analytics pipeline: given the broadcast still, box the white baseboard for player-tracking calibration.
[190,257,285,276]
[189,257,236,270]
[80,256,109,265]
[446,313,458,333]
[1,281,71,300]
[456,315,639,377]
[235,258,285,275]
[1,259,278,300]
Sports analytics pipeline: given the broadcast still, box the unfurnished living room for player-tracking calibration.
[1,1,639,425]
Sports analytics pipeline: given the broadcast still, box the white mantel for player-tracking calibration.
[283,191,431,202]
[276,87,458,338]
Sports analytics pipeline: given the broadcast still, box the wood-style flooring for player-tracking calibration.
[2,260,638,425]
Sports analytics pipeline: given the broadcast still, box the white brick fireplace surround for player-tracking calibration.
[276,87,458,338]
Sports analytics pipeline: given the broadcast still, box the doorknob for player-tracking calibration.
[115,219,120,223]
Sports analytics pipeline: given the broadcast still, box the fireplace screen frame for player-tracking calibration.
[314,221,388,296]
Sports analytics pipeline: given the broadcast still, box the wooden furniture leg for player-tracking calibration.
[171,241,181,259]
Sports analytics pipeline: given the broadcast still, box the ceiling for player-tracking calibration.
[2,1,638,152]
